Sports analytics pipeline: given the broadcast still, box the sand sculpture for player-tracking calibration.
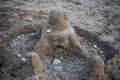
[34,9,90,59]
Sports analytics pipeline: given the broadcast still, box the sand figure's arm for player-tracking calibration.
[34,38,50,58]
[69,33,90,59]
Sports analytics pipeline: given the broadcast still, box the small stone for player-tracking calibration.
[100,51,103,53]
[21,57,26,62]
[78,66,84,71]
[93,45,97,49]
[26,51,37,56]
[32,33,35,35]
[102,58,106,61]
[21,34,24,36]
[68,68,71,72]
[17,36,21,39]
[17,54,21,57]
[30,33,36,36]
[97,48,100,51]
[12,40,15,43]
[102,61,104,64]
[54,66,63,71]
[46,29,52,33]
[78,68,82,71]
[53,59,61,65]
[102,55,105,57]
[60,57,63,60]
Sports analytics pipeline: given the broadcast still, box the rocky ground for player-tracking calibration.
[0,0,120,80]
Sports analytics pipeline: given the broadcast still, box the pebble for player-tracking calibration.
[26,51,37,56]
[17,53,21,57]
[93,45,97,49]
[102,61,104,64]
[21,57,26,62]
[60,57,63,60]
[102,55,105,57]
[102,57,106,61]
[78,66,84,71]
[100,51,103,53]
[17,36,21,39]
[31,33,35,35]
[54,66,63,71]
[21,34,24,36]
[97,48,100,51]
[78,68,82,71]
[46,29,52,33]
[53,59,61,65]
[68,69,71,72]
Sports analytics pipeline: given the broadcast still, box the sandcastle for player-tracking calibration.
[81,55,108,80]
[21,51,47,80]
[34,9,90,59]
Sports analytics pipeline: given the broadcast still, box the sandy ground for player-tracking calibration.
[0,0,120,80]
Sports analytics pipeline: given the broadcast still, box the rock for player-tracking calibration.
[20,57,26,64]
[17,53,21,57]
[77,66,84,72]
[52,59,61,65]
[54,66,63,71]
[100,50,103,53]
[93,44,97,49]
[20,57,26,62]
[60,57,63,60]
[46,29,52,33]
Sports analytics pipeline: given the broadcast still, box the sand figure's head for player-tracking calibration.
[47,9,70,31]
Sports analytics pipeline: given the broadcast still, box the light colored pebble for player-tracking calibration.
[31,33,35,36]
[100,51,103,53]
[17,54,21,57]
[53,59,61,65]
[93,45,97,49]
[21,57,26,62]
[97,48,100,51]
[54,66,63,71]
[17,36,21,39]
[46,29,52,33]
[60,57,63,60]
[102,58,106,61]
